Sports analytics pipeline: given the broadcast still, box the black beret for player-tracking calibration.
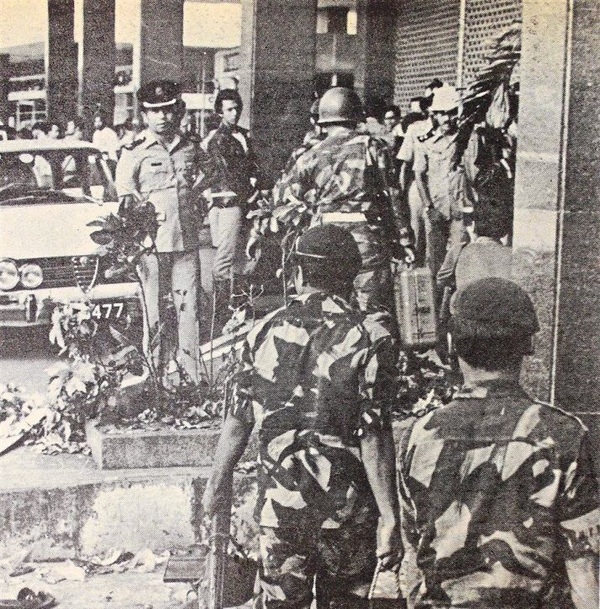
[452,277,539,336]
[138,80,181,109]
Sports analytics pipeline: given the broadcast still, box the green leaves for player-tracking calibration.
[90,229,114,246]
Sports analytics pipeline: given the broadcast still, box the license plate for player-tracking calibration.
[91,301,126,321]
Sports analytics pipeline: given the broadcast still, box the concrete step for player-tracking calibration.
[0,447,256,562]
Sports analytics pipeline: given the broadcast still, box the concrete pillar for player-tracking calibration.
[355,0,397,112]
[79,0,116,128]
[0,54,9,125]
[134,0,184,95]
[513,0,600,457]
[46,0,78,128]
[238,0,317,179]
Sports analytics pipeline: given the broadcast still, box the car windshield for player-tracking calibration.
[0,149,117,203]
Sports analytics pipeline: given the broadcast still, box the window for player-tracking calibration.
[224,53,240,72]
[316,9,329,34]
[347,9,357,35]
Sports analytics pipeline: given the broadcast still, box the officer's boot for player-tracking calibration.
[210,279,232,338]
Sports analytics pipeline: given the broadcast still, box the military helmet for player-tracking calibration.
[294,225,362,279]
[452,278,539,338]
[318,87,364,125]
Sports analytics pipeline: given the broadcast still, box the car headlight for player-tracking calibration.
[0,259,19,290]
[20,263,44,289]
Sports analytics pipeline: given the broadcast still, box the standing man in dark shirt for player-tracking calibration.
[202,89,263,331]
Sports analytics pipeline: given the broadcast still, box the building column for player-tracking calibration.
[239,0,318,179]
[79,0,116,127]
[355,0,397,113]
[46,0,78,127]
[133,0,184,101]
[513,0,600,459]
[0,54,9,125]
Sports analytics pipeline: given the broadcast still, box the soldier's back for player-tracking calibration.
[398,380,598,608]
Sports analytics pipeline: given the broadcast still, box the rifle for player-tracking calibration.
[207,379,233,609]
[206,481,233,609]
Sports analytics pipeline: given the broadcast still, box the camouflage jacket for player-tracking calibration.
[230,291,398,529]
[272,129,405,231]
[397,380,599,609]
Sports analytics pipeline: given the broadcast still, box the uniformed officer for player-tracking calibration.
[397,278,599,609]
[266,87,413,316]
[115,80,205,383]
[203,224,402,609]
[413,84,473,280]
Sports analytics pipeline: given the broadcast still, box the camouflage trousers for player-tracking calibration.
[256,520,378,609]
[318,219,394,315]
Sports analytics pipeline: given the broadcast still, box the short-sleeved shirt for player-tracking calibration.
[397,118,432,165]
[397,380,599,609]
[93,126,120,162]
[115,130,204,252]
[413,129,473,220]
[230,291,397,530]
[272,130,396,218]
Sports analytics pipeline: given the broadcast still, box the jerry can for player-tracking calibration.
[393,265,438,349]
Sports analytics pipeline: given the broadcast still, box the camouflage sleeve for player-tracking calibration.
[397,423,420,546]
[272,151,313,209]
[557,431,600,558]
[229,338,256,426]
[356,320,397,435]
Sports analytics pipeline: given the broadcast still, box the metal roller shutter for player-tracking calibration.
[393,0,461,112]
[461,0,522,87]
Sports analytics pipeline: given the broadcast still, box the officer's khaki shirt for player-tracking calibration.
[115,130,200,252]
[413,129,473,220]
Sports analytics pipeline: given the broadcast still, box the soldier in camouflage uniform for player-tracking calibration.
[397,277,599,609]
[203,225,402,609]
[259,87,413,315]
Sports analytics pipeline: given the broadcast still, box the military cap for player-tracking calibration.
[138,80,181,109]
[452,277,539,336]
[294,225,361,277]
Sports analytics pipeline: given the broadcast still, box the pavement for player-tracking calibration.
[0,563,194,609]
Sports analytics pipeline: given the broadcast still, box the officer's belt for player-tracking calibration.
[209,191,238,199]
[321,212,367,223]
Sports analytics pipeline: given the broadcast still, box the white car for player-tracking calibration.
[0,139,140,327]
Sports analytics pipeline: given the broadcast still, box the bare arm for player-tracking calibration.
[361,424,402,566]
[399,161,410,195]
[414,169,433,210]
[202,414,253,518]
